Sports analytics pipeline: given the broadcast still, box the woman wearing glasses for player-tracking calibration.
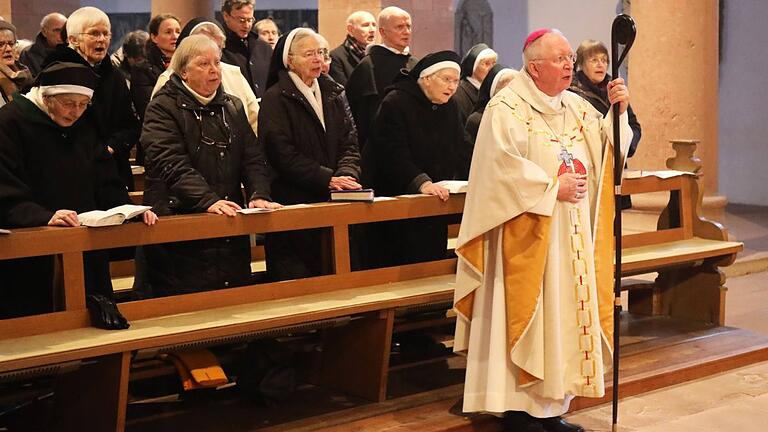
[361,51,471,268]
[0,21,33,109]
[258,28,361,281]
[140,35,279,297]
[41,6,140,192]
[570,39,641,208]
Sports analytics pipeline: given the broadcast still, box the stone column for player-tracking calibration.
[318,0,454,57]
[629,0,720,195]
[152,0,215,28]
[3,0,79,40]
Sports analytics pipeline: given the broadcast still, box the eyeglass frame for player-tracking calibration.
[0,40,17,49]
[77,30,112,40]
[429,73,460,87]
[587,55,610,65]
[46,95,92,111]
[224,12,255,25]
[193,107,231,150]
[532,53,577,66]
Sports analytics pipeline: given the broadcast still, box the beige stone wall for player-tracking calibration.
[629,0,720,194]
[152,0,215,28]
[0,0,11,23]
[5,0,79,40]
[318,0,454,57]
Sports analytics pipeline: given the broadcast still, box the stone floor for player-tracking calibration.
[566,270,768,431]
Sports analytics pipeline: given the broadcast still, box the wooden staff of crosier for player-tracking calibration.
[611,13,636,432]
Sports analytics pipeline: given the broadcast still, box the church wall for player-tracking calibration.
[485,0,527,69]
[718,0,768,205]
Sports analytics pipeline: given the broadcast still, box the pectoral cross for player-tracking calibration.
[558,148,576,173]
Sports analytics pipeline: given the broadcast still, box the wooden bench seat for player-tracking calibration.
[623,237,743,275]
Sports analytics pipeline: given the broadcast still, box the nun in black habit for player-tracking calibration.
[453,44,497,130]
[464,64,516,147]
[361,51,471,268]
[0,62,157,327]
[258,28,362,281]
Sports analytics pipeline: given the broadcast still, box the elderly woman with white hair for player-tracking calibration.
[259,28,361,281]
[41,6,140,191]
[0,62,157,327]
[140,35,279,297]
[362,51,471,268]
[151,18,259,135]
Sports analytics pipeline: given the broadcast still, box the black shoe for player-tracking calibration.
[502,411,547,432]
[539,416,585,432]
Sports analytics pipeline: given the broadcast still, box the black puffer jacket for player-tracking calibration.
[140,74,272,295]
[41,46,140,191]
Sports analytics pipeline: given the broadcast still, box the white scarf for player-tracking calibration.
[467,77,482,90]
[182,80,216,106]
[22,87,51,116]
[288,71,325,130]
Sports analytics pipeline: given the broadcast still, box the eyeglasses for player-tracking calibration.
[292,49,326,60]
[50,96,91,111]
[535,53,576,66]
[194,107,231,150]
[587,56,609,65]
[229,15,255,25]
[431,74,460,87]
[0,40,17,49]
[79,30,112,40]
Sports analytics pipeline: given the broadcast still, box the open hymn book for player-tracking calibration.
[436,180,468,194]
[78,205,152,227]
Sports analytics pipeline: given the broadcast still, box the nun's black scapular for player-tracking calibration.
[464,63,509,147]
[453,43,495,130]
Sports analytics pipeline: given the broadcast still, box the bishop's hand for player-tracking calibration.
[557,172,588,203]
[607,77,629,115]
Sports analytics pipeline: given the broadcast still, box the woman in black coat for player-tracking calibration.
[0,62,156,327]
[41,7,140,191]
[140,35,278,296]
[130,14,180,122]
[362,51,470,268]
[259,28,361,281]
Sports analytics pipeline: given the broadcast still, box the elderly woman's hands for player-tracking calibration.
[419,181,450,202]
[249,199,283,210]
[607,77,630,115]
[48,209,80,227]
[142,210,158,225]
[207,199,242,217]
[329,176,361,191]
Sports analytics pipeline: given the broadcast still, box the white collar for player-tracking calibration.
[182,80,216,105]
[466,77,481,90]
[379,43,410,55]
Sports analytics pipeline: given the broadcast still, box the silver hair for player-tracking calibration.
[377,6,410,28]
[66,6,110,39]
[347,10,375,26]
[522,29,564,74]
[287,28,319,57]
[170,34,221,74]
[40,13,66,30]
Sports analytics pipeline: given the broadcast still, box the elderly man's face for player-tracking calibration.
[528,34,574,96]
[379,13,411,52]
[44,94,91,127]
[42,15,66,47]
[0,30,15,66]
[181,47,222,97]
[421,68,460,105]
[223,5,255,39]
[349,14,376,46]
[73,23,111,64]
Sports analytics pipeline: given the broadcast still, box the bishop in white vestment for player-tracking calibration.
[453,29,633,432]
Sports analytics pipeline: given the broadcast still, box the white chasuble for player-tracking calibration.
[454,69,632,417]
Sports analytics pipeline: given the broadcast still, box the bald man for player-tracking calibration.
[19,12,66,76]
[345,6,418,150]
[328,10,376,85]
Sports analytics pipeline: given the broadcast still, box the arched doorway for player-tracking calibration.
[454,0,493,55]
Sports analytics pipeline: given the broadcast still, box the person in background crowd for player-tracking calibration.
[259,28,361,281]
[0,21,33,108]
[570,39,641,209]
[328,10,376,86]
[362,51,470,268]
[41,6,140,191]
[220,0,272,97]
[464,64,515,146]
[316,33,333,75]
[0,62,157,327]
[254,18,279,50]
[19,12,66,77]
[141,35,278,297]
[114,30,149,87]
[454,43,497,128]
[152,18,259,136]
[14,39,32,61]
[345,6,417,150]
[130,14,180,121]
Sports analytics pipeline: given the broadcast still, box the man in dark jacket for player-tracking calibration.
[220,0,273,98]
[329,10,376,86]
[345,6,418,150]
[19,12,66,77]
[363,51,470,268]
